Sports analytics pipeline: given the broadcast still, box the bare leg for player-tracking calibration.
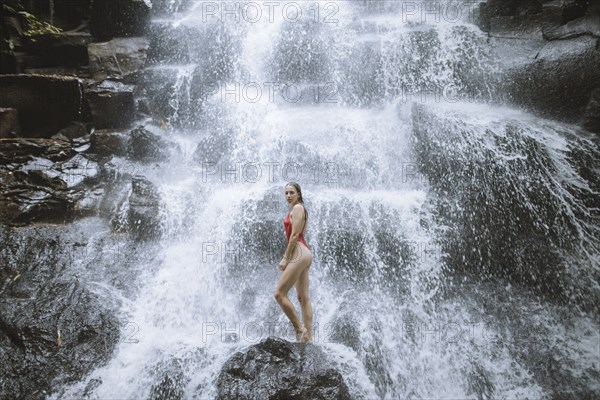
[274,246,312,341]
[295,264,313,342]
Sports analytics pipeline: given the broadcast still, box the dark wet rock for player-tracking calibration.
[478,0,537,23]
[54,121,90,141]
[150,0,193,15]
[140,65,197,127]
[193,130,233,165]
[128,175,161,240]
[142,23,239,126]
[148,358,188,400]
[499,35,600,123]
[88,37,150,82]
[0,138,54,164]
[146,22,192,65]
[543,5,600,40]
[316,201,415,293]
[143,22,240,123]
[129,126,171,161]
[0,151,100,226]
[478,0,600,125]
[86,81,136,129]
[0,186,70,226]
[90,0,151,41]
[25,32,92,68]
[319,228,369,283]
[82,378,103,398]
[0,137,82,164]
[15,154,99,190]
[0,2,91,74]
[0,74,92,138]
[215,337,351,400]
[582,88,600,133]
[73,185,107,217]
[0,270,119,399]
[0,221,130,399]
[326,312,361,353]
[0,108,20,138]
[477,0,588,33]
[411,103,600,311]
[90,129,129,156]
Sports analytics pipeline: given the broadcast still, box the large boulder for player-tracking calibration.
[0,75,92,138]
[478,0,600,125]
[86,81,136,129]
[88,37,150,82]
[215,337,351,400]
[499,35,600,123]
[477,0,593,33]
[90,129,129,156]
[0,224,120,399]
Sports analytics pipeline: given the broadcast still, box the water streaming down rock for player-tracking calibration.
[53,0,598,399]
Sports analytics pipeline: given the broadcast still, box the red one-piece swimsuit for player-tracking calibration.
[284,211,309,250]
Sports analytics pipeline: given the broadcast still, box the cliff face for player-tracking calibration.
[477,0,600,131]
[0,2,165,399]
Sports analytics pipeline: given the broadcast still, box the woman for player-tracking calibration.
[274,182,313,343]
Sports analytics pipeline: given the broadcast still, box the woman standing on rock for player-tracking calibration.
[274,182,313,342]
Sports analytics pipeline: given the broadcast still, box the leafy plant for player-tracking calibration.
[2,2,62,42]
[19,11,62,40]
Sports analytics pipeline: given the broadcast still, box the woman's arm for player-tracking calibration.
[281,204,306,266]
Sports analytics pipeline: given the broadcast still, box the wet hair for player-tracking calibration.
[285,181,308,220]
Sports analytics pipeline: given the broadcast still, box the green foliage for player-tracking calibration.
[2,2,62,42]
[19,11,62,40]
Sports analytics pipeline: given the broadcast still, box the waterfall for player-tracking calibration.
[53,1,599,399]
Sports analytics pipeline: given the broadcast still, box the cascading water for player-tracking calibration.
[54,0,599,398]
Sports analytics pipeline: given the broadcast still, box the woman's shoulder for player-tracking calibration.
[292,203,305,212]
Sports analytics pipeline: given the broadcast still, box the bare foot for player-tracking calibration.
[301,331,312,343]
[296,326,308,342]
